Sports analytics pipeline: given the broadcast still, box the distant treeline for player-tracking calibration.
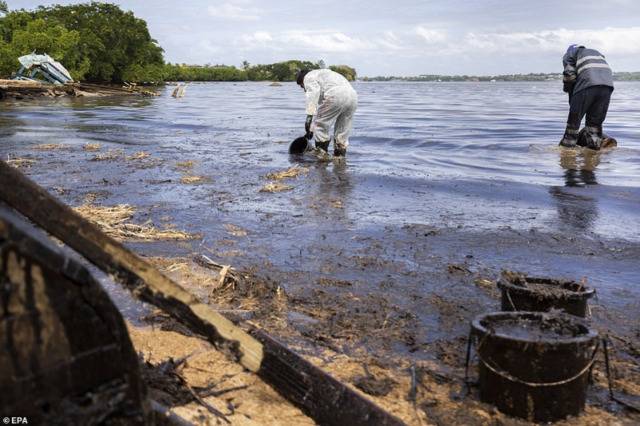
[362,72,640,82]
[164,61,357,82]
[0,2,357,83]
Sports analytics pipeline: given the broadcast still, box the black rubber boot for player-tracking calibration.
[334,146,347,157]
[583,126,603,151]
[315,141,330,152]
[559,127,579,148]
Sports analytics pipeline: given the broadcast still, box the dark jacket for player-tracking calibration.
[563,47,613,95]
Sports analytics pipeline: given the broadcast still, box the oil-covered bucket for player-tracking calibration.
[289,135,310,154]
[471,311,599,423]
[497,271,595,317]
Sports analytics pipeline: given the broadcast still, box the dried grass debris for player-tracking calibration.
[91,149,124,161]
[83,143,102,152]
[175,160,196,170]
[33,143,67,150]
[260,182,293,193]
[74,203,196,241]
[224,224,248,237]
[180,175,210,184]
[127,151,151,160]
[265,165,309,180]
[6,156,36,169]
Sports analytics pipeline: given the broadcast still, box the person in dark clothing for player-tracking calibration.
[559,45,614,150]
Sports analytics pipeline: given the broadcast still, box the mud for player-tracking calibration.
[500,270,592,299]
[1,82,639,424]
[481,316,589,340]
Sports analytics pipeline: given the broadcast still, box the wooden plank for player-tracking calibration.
[0,208,149,424]
[0,160,405,426]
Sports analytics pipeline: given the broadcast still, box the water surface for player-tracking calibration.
[1,81,639,343]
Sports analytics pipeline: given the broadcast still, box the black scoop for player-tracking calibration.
[289,136,310,154]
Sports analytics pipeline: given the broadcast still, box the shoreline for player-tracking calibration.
[4,138,639,425]
[2,83,639,425]
[0,79,158,99]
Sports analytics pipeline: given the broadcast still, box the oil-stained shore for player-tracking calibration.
[2,85,639,424]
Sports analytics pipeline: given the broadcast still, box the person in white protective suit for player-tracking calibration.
[296,69,358,157]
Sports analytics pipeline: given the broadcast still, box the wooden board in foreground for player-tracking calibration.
[0,208,149,425]
[0,160,405,426]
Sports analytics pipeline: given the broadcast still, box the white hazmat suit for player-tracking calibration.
[303,69,358,152]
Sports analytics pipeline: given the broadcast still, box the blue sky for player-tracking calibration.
[8,0,640,76]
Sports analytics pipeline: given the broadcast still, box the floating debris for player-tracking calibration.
[6,156,36,169]
[81,191,111,205]
[224,224,248,237]
[51,186,67,195]
[474,277,495,289]
[180,175,210,184]
[175,160,196,170]
[127,151,151,160]
[91,149,124,161]
[265,165,309,180]
[83,143,102,152]
[260,182,293,193]
[172,83,188,98]
[447,263,471,275]
[74,204,196,241]
[33,143,67,150]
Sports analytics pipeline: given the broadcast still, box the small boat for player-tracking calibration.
[14,52,73,85]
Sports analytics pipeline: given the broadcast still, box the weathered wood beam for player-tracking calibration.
[0,161,405,426]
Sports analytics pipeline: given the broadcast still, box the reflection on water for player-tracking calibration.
[549,186,598,232]
[549,150,604,232]
[1,81,639,242]
[559,149,600,187]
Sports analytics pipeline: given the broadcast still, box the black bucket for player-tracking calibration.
[471,311,599,423]
[497,271,595,317]
[289,136,309,154]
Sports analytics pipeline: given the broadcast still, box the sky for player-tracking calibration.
[8,0,640,76]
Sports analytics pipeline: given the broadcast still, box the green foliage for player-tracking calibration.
[164,63,247,82]
[0,2,163,82]
[614,72,640,81]
[122,63,165,83]
[32,2,164,82]
[9,18,90,79]
[329,65,357,81]
[246,60,320,82]
[0,2,358,83]
[164,60,352,83]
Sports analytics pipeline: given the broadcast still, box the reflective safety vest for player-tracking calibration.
[563,47,614,94]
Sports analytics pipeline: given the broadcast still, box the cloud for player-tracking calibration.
[241,31,273,44]
[415,26,447,44]
[462,27,640,55]
[208,2,261,21]
[282,31,373,53]
[237,30,374,53]
[375,31,405,51]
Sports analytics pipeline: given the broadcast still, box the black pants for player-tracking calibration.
[567,85,613,132]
